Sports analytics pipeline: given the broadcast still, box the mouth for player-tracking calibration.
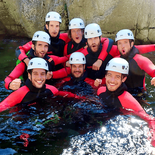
[92,44,97,48]
[36,80,43,85]
[122,50,125,54]
[40,52,45,56]
[74,71,81,74]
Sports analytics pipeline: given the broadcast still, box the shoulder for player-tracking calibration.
[133,54,152,65]
[45,84,58,95]
[81,48,88,56]
[97,86,106,95]
[59,33,70,43]
[118,91,143,112]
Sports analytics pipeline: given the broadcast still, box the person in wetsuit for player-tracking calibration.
[114,29,155,98]
[97,57,155,146]
[15,11,71,67]
[0,58,83,113]
[56,52,101,95]
[5,31,68,90]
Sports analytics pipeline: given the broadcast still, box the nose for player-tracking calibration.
[37,73,42,79]
[92,38,96,44]
[110,76,115,82]
[41,46,46,52]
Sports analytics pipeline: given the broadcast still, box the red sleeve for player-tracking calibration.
[48,55,68,65]
[52,67,71,79]
[99,38,114,60]
[97,86,106,95]
[84,78,95,88]
[80,48,89,56]
[63,44,68,56]
[133,54,155,77]
[0,86,29,112]
[45,84,59,95]
[59,33,71,44]
[16,41,32,61]
[108,45,120,57]
[135,44,155,54]
[4,62,26,89]
[119,91,145,112]
[56,91,75,98]
[56,90,85,99]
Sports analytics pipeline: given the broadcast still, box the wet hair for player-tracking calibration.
[68,29,84,39]
[32,41,37,46]
[129,39,134,46]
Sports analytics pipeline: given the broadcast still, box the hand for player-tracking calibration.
[48,57,53,62]
[92,59,102,70]
[9,78,21,90]
[23,58,30,66]
[94,79,102,87]
[47,71,53,80]
[66,61,70,67]
[151,77,155,86]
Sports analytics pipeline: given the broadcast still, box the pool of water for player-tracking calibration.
[0,39,155,155]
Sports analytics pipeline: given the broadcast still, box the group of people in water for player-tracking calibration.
[1,11,155,146]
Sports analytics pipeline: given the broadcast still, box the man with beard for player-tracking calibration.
[4,31,68,90]
[15,11,71,67]
[115,29,155,98]
[0,58,84,113]
[50,23,111,86]
[54,52,100,94]
[82,23,113,81]
[63,18,114,71]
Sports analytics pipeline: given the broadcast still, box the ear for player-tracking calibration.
[122,76,127,83]
[31,44,35,50]
[131,41,134,48]
[45,24,49,30]
[83,64,86,69]
[28,72,31,80]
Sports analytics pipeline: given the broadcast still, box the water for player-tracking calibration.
[0,39,155,155]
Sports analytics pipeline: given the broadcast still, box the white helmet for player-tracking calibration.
[69,18,85,29]
[45,11,62,23]
[84,23,102,39]
[32,31,51,44]
[105,57,129,74]
[69,52,86,64]
[115,29,134,42]
[27,57,49,71]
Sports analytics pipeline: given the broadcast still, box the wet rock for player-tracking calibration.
[0,0,155,43]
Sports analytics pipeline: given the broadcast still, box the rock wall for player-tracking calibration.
[0,0,155,43]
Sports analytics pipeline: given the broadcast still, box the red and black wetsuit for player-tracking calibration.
[101,44,155,60]
[97,83,155,147]
[0,79,82,113]
[119,46,155,95]
[15,30,70,62]
[97,83,146,112]
[46,31,71,57]
[82,43,113,80]
[5,49,68,89]
[63,38,87,56]
[0,79,58,112]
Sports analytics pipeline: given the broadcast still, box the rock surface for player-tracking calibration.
[0,0,155,43]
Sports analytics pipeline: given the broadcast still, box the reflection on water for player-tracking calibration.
[0,39,155,155]
[62,115,154,155]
